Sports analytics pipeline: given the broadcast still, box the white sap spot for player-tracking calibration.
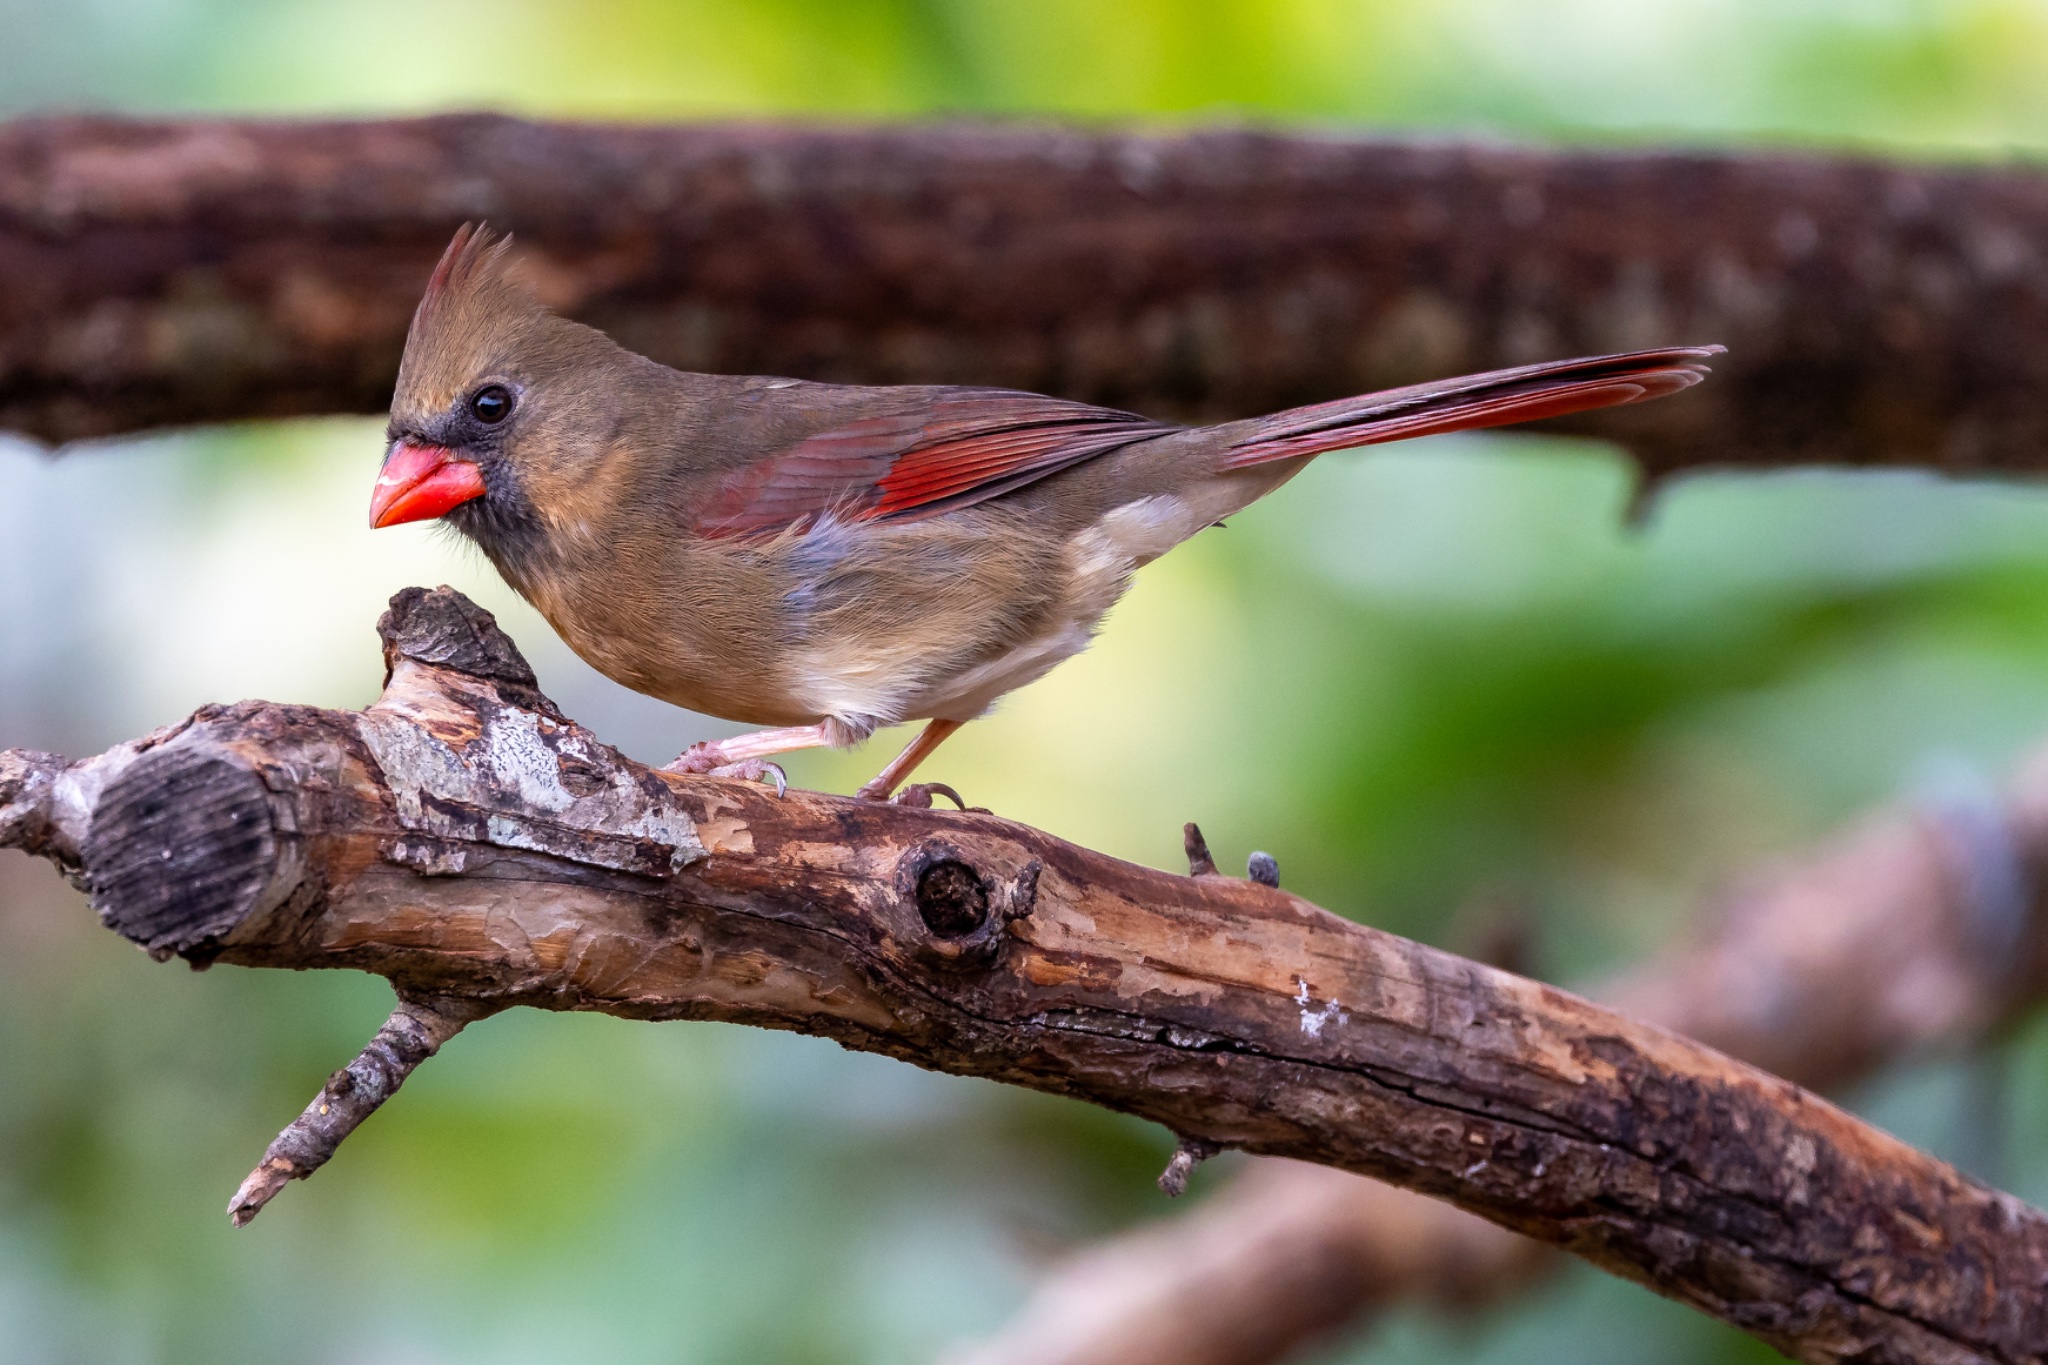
[1782,1132,1818,1207]
[1785,1133,1817,1174]
[1294,978,1346,1039]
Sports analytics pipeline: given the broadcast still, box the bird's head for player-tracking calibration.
[372,224,628,551]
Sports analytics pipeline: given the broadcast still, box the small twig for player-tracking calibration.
[1184,822,1218,877]
[1158,1136,1222,1198]
[227,994,492,1227]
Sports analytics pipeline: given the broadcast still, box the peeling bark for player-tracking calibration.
[2,586,2045,1364]
[9,116,2048,479]
[962,738,2048,1365]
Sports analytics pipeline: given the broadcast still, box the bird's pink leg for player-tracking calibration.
[665,722,839,795]
[856,719,966,805]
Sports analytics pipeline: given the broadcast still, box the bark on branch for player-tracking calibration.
[964,741,2048,1365]
[2,586,2044,1365]
[10,115,2048,477]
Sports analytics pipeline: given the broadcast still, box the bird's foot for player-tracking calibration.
[716,759,788,797]
[857,780,985,812]
[667,739,729,774]
[665,743,787,797]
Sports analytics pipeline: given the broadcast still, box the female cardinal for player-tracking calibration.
[372,225,1720,803]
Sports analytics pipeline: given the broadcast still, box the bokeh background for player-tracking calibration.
[8,3,2048,1362]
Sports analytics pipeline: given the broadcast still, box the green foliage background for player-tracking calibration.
[7,3,2048,1363]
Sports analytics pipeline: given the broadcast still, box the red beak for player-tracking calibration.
[369,441,488,528]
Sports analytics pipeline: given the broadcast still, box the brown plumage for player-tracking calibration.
[374,225,1722,801]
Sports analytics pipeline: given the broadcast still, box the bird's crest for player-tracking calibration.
[423,221,518,305]
[393,223,549,425]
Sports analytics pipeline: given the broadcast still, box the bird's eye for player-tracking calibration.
[469,385,513,424]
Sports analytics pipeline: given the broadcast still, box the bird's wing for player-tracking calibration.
[1216,346,1723,468]
[693,347,1723,537]
[693,390,1174,538]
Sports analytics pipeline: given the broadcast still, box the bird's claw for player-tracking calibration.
[710,759,788,798]
[666,744,786,797]
[874,781,985,813]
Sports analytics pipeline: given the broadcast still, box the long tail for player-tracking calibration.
[1217,345,1723,470]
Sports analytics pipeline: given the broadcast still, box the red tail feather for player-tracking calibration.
[1217,346,1723,470]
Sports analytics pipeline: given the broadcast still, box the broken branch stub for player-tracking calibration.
[1,586,2043,1363]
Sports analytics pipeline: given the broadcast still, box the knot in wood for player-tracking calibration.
[916,860,989,937]
[893,839,1027,969]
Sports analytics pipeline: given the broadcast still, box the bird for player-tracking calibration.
[371,224,1721,805]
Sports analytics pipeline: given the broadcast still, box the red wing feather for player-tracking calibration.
[1218,346,1723,469]
[695,392,1170,538]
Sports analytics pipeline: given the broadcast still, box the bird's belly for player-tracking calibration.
[897,491,1216,722]
[901,616,1101,722]
[530,488,1223,734]
[784,629,970,732]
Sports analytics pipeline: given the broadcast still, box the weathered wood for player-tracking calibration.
[88,750,280,959]
[965,738,2048,1365]
[4,586,2046,1364]
[0,747,80,875]
[10,116,2048,478]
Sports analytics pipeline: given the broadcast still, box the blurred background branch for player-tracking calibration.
[9,116,2048,480]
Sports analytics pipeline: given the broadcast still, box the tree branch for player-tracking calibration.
[9,116,2048,477]
[225,993,491,1226]
[962,732,2048,1365]
[2,588,2044,1363]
